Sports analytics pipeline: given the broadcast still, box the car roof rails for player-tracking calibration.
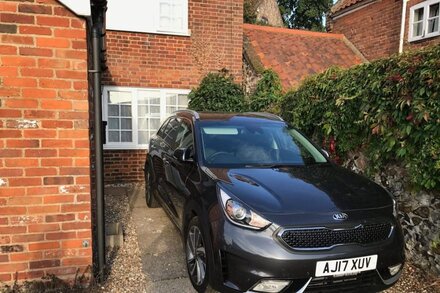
[243,112,284,121]
[174,109,200,120]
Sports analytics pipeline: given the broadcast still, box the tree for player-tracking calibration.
[277,0,333,31]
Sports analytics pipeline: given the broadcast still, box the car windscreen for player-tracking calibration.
[198,120,328,167]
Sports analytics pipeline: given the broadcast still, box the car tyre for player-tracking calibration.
[145,163,159,208]
[185,216,216,293]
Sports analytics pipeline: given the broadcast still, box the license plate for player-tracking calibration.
[315,255,377,277]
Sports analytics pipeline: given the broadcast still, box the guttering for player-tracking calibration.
[399,0,409,53]
[90,0,106,281]
[331,0,377,20]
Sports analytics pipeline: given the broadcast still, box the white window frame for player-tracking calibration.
[102,86,190,150]
[409,0,440,42]
[106,0,190,36]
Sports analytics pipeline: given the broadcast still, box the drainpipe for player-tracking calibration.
[399,0,409,53]
[91,1,106,281]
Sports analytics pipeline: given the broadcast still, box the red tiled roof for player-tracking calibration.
[243,24,365,90]
[331,0,364,14]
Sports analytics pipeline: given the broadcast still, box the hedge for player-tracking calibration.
[188,69,282,113]
[280,45,440,190]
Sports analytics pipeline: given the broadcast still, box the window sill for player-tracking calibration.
[409,32,440,43]
[107,27,191,37]
[104,144,149,151]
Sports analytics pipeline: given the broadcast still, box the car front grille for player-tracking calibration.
[304,270,379,293]
[279,223,392,250]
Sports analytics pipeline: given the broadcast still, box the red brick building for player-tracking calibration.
[328,0,440,60]
[0,0,243,284]
[0,0,93,283]
[102,0,243,183]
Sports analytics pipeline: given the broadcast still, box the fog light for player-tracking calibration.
[388,263,402,276]
[252,280,291,292]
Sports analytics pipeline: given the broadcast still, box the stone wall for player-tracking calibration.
[344,155,440,274]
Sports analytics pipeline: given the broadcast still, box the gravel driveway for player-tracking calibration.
[99,184,440,293]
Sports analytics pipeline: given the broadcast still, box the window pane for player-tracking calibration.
[178,94,188,106]
[150,97,160,105]
[108,105,119,116]
[138,131,149,145]
[121,105,132,116]
[121,118,132,130]
[121,131,132,142]
[151,118,161,130]
[166,106,177,114]
[166,94,177,105]
[428,3,439,33]
[138,91,160,104]
[108,91,131,105]
[108,118,119,130]
[138,105,148,117]
[150,106,160,114]
[428,18,439,33]
[414,7,424,21]
[108,131,120,142]
[429,3,439,17]
[139,119,149,130]
[413,22,424,36]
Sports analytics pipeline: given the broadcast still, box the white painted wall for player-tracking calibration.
[106,0,189,36]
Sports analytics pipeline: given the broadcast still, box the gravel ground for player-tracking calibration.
[93,185,148,293]
[384,264,440,293]
[98,185,440,293]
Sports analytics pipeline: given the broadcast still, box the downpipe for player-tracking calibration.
[91,15,105,281]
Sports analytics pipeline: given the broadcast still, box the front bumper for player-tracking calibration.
[208,216,405,293]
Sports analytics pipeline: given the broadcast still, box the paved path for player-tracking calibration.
[131,186,197,293]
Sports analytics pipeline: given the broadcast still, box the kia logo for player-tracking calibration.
[333,213,348,221]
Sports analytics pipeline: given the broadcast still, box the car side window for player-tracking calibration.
[157,118,171,139]
[163,118,180,148]
[176,118,193,149]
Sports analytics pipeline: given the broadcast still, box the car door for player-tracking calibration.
[151,117,179,218]
[148,117,174,208]
[164,117,195,228]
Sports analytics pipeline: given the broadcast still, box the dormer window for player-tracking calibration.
[409,0,440,42]
[107,0,189,36]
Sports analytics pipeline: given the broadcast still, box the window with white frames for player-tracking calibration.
[103,87,189,149]
[106,0,189,36]
[409,0,440,42]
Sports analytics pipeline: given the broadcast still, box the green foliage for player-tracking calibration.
[280,45,440,190]
[188,70,245,112]
[188,69,284,114]
[277,0,333,31]
[249,69,283,112]
[244,0,258,24]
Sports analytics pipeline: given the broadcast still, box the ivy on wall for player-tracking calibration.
[188,45,440,190]
[280,45,440,190]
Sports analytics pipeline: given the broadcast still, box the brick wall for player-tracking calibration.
[0,0,92,283]
[104,150,146,183]
[329,0,440,60]
[103,0,243,183]
[403,0,440,50]
[329,0,403,60]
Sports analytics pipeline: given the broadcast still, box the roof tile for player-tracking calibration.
[243,24,364,90]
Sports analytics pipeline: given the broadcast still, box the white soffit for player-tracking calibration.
[57,0,91,17]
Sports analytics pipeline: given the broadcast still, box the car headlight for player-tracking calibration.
[219,188,271,230]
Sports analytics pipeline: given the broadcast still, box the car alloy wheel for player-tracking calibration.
[186,225,207,286]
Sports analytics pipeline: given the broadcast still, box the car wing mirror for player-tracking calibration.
[174,147,193,162]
